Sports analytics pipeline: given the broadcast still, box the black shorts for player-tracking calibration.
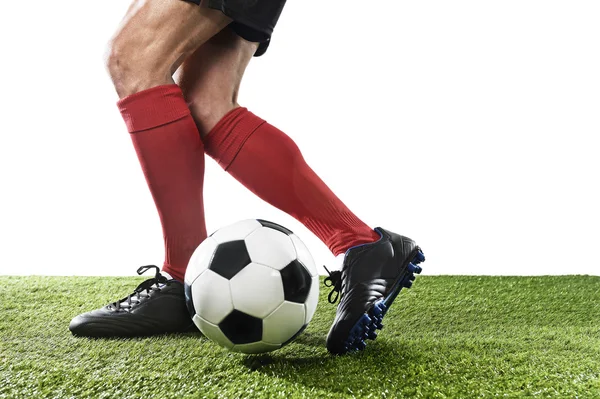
[184,0,287,57]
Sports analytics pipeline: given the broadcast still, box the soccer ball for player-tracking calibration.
[184,219,320,354]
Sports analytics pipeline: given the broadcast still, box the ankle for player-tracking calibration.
[161,264,184,283]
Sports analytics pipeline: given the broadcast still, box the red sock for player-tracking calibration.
[118,85,207,281]
[204,107,380,256]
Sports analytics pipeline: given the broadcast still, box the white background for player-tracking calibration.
[0,1,598,276]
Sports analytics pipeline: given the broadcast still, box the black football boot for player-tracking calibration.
[69,265,197,337]
[324,228,424,354]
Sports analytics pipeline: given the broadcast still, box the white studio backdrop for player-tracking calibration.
[0,1,598,277]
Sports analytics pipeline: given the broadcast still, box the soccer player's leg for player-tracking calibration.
[204,109,426,354]
[181,34,426,354]
[175,27,258,138]
[69,0,231,337]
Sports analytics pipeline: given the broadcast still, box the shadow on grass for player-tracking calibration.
[241,338,423,396]
[241,330,326,370]
[293,330,327,348]
[75,330,205,341]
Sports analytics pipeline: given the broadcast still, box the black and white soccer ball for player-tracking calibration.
[184,219,319,354]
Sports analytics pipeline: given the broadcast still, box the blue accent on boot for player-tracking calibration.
[343,228,385,257]
[341,248,425,353]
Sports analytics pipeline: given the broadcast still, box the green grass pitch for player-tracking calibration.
[1,275,599,398]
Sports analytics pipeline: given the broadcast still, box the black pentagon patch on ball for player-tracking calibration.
[209,240,251,280]
[184,283,196,318]
[280,260,312,303]
[257,219,293,235]
[219,310,263,345]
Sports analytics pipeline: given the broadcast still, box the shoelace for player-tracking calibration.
[323,266,343,304]
[109,265,169,312]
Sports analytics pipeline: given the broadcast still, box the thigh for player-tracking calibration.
[109,0,232,96]
[175,27,259,137]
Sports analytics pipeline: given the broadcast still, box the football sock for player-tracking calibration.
[204,107,380,256]
[118,84,207,282]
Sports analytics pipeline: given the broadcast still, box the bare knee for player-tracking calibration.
[105,39,129,96]
[105,37,171,98]
[105,1,231,98]
[176,29,256,137]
